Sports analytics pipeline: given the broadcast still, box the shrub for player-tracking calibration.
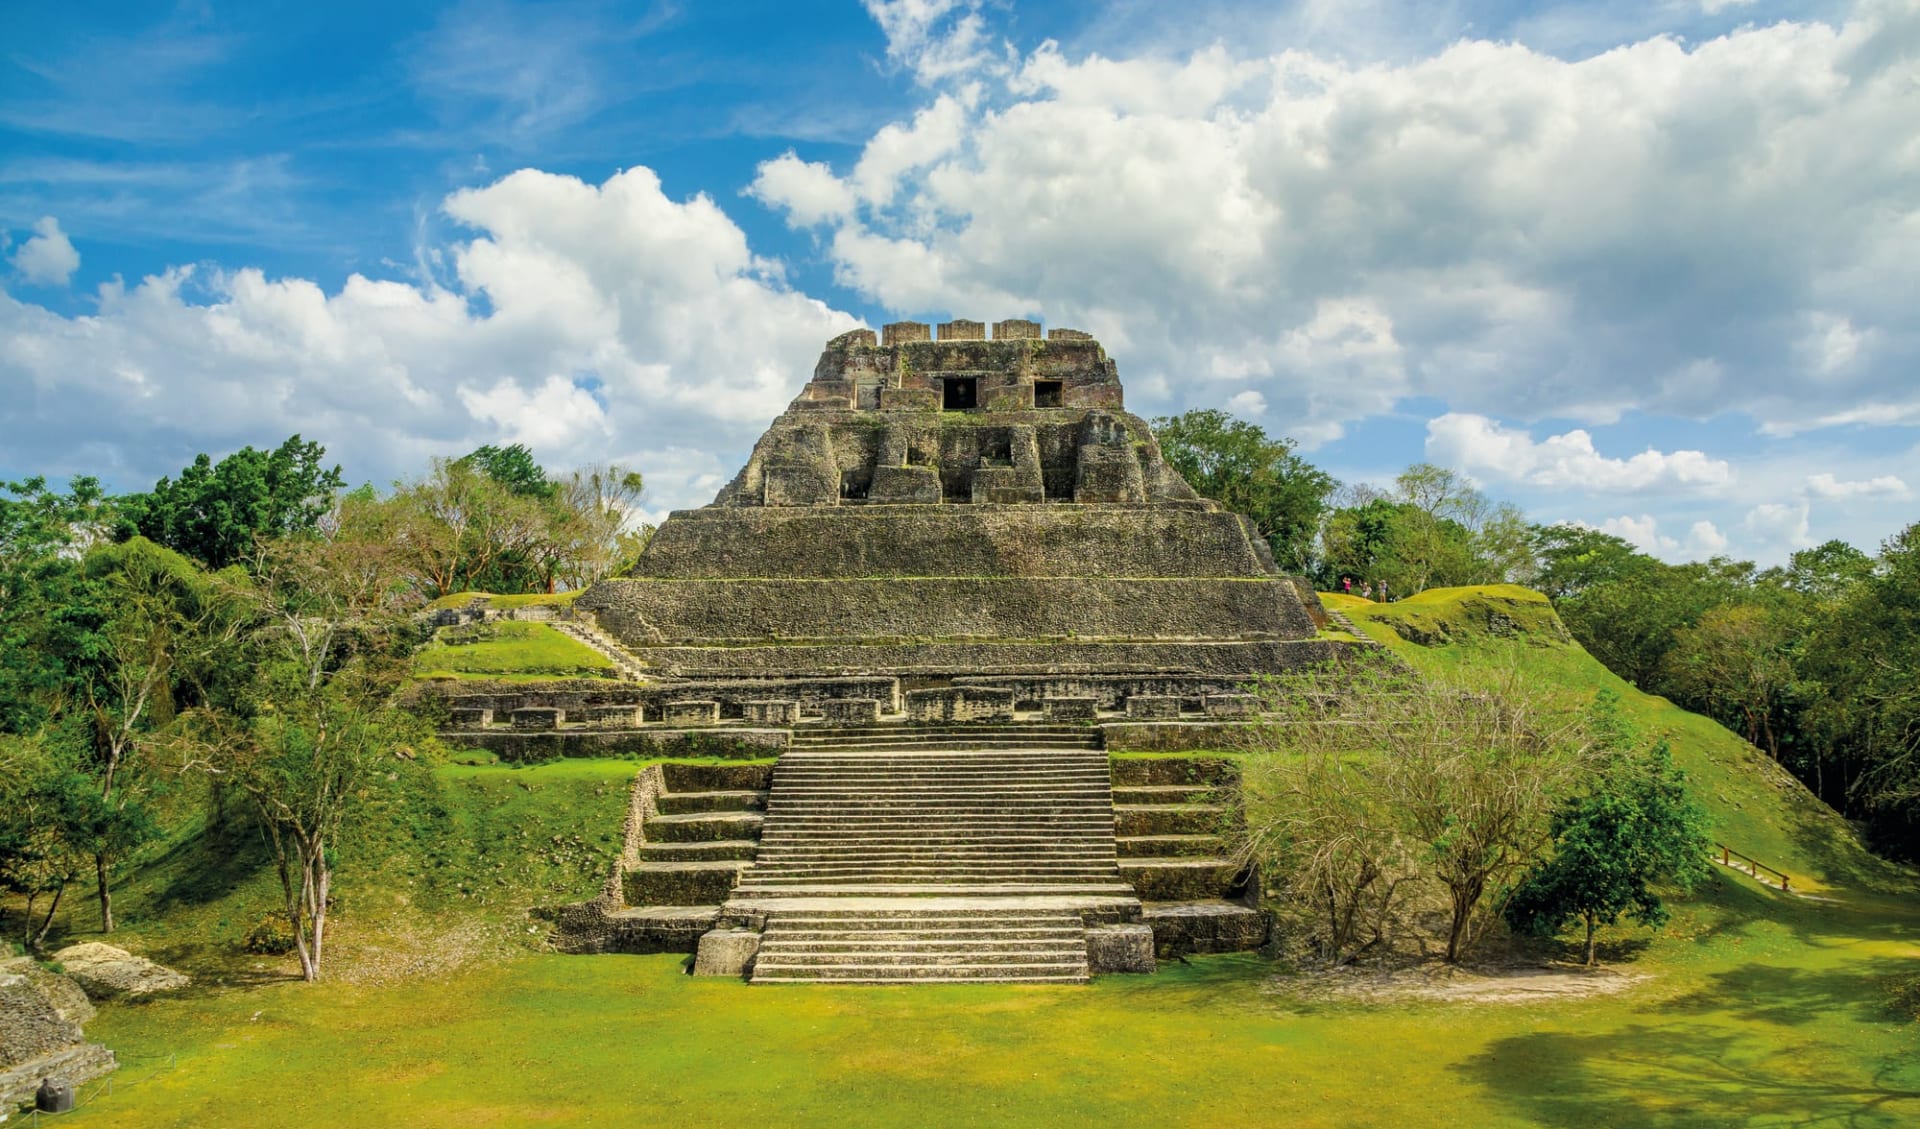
[243,912,298,955]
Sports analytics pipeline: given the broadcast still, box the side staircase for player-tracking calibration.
[724,745,1140,984]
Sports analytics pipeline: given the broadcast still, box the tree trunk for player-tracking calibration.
[1445,887,1475,963]
[34,883,66,948]
[23,890,37,945]
[1583,913,1597,966]
[95,852,113,933]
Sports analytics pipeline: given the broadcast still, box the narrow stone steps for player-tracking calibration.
[1116,834,1225,858]
[732,882,1137,897]
[1111,784,1224,803]
[752,967,1089,984]
[655,790,768,815]
[638,840,760,862]
[645,811,765,842]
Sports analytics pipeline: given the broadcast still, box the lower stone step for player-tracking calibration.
[624,861,745,905]
[638,839,760,862]
[1141,900,1271,956]
[1116,834,1225,858]
[1119,858,1246,900]
[752,966,1090,984]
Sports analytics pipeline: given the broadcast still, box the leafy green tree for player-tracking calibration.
[1799,523,1920,857]
[460,443,555,500]
[1152,410,1334,570]
[1660,604,1796,760]
[123,435,345,569]
[179,536,433,980]
[1504,743,1711,964]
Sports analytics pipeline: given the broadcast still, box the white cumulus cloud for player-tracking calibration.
[1591,514,1730,559]
[10,217,80,287]
[1806,471,1911,499]
[1425,413,1733,493]
[756,0,1920,441]
[0,167,857,509]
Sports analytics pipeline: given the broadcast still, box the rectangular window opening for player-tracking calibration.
[1033,380,1063,408]
[943,377,978,410]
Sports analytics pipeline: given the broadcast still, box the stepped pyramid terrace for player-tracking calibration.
[429,319,1367,982]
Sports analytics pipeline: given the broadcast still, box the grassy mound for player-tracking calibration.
[1324,585,1893,893]
[412,620,614,682]
[422,590,585,612]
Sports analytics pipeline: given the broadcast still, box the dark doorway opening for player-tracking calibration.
[943,377,977,410]
[1033,380,1063,408]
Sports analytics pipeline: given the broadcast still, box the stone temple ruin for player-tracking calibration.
[435,320,1360,982]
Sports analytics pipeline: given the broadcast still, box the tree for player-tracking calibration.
[1800,523,1920,857]
[123,435,345,569]
[1382,664,1599,961]
[0,737,92,947]
[179,536,430,980]
[1152,410,1334,571]
[1661,604,1796,759]
[1244,653,1599,962]
[1242,679,1418,963]
[550,465,651,589]
[461,443,555,501]
[1504,743,1711,964]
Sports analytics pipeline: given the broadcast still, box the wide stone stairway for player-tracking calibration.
[725,745,1141,983]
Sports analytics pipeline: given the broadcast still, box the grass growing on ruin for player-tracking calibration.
[412,620,614,681]
[422,589,586,611]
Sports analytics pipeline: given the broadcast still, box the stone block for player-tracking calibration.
[510,707,561,731]
[1044,696,1097,721]
[582,705,643,728]
[764,463,839,506]
[1086,924,1155,974]
[820,698,881,726]
[448,706,493,728]
[982,383,1033,411]
[825,328,878,350]
[692,929,761,978]
[1203,693,1260,718]
[1121,859,1246,900]
[625,862,743,905]
[993,318,1042,340]
[882,321,931,346]
[662,700,720,726]
[971,465,1044,504]
[1047,328,1093,341]
[869,465,943,504]
[937,319,985,341]
[905,686,1015,723]
[742,699,800,725]
[1125,695,1182,719]
[877,387,939,411]
[1142,902,1271,956]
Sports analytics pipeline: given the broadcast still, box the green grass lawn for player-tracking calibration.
[68,876,1920,1128]
[411,620,614,681]
[28,586,1920,1127]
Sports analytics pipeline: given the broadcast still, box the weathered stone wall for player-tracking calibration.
[420,676,901,719]
[447,728,789,764]
[626,505,1275,581]
[626,639,1347,680]
[585,577,1313,645]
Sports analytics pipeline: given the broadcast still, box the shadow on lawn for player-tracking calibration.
[1457,1021,1920,1129]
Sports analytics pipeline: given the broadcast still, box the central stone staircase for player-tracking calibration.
[725,745,1140,983]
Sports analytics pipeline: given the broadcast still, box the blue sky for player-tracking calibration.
[3,0,1916,563]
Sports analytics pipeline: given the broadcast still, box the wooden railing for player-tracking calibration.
[1715,843,1791,892]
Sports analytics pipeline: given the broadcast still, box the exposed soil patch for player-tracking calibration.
[1274,961,1649,1006]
